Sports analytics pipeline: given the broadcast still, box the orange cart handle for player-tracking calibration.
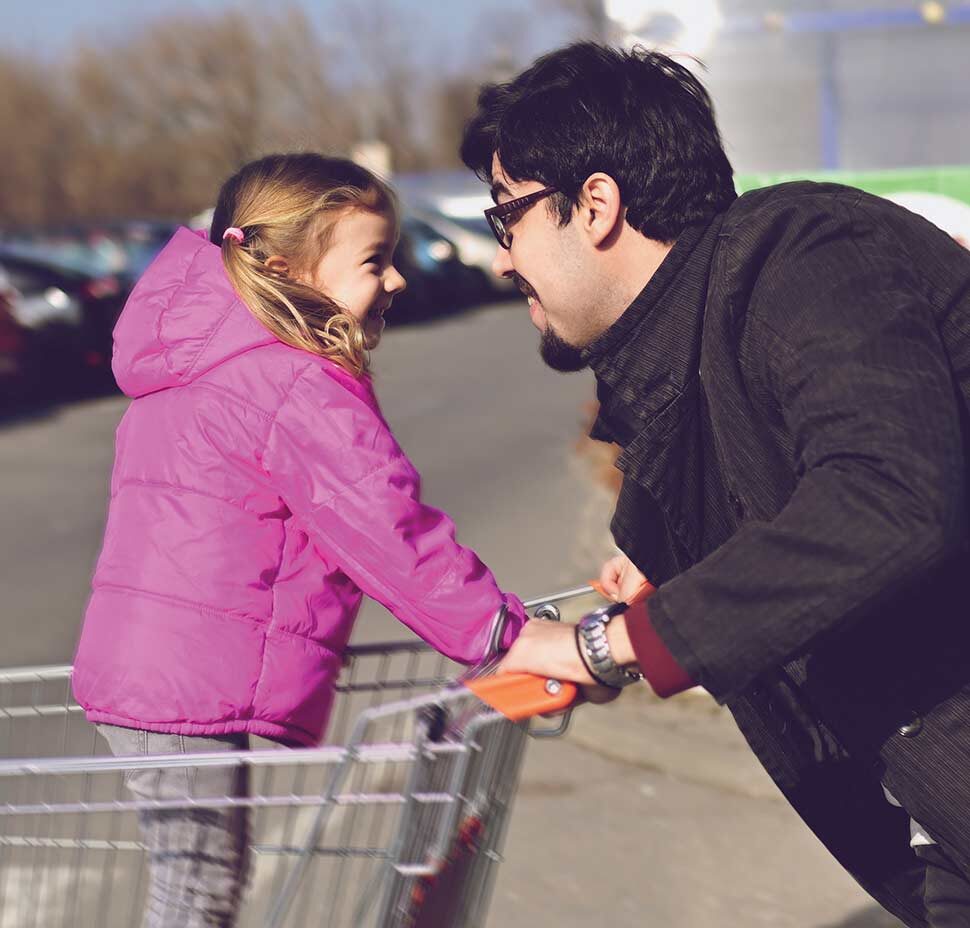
[467,578,659,722]
[588,578,656,605]
[464,673,578,722]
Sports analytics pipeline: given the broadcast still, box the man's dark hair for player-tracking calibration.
[461,42,737,242]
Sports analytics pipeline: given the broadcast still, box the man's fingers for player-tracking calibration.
[599,556,624,598]
[617,559,651,604]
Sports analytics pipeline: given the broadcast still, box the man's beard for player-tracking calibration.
[539,326,587,372]
[515,273,587,372]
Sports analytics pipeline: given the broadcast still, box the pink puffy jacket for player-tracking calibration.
[72,228,526,746]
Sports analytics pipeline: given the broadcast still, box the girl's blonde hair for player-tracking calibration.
[211,153,398,376]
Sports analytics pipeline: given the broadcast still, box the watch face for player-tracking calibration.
[580,610,609,631]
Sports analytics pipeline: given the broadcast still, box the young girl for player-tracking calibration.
[71,153,526,927]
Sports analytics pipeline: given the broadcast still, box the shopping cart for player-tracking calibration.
[0,585,602,927]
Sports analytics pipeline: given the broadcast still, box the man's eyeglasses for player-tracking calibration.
[484,186,559,250]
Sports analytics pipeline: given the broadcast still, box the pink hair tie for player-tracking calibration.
[222,227,245,244]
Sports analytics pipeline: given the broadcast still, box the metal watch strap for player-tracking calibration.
[577,604,643,689]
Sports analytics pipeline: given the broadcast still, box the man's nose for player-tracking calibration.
[491,246,514,279]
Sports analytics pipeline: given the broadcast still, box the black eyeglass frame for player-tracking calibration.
[483,186,560,249]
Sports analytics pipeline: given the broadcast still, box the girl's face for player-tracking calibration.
[301,207,406,350]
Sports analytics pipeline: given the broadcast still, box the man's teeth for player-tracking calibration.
[527,296,536,306]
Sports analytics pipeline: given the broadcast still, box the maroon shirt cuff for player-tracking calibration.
[624,601,695,698]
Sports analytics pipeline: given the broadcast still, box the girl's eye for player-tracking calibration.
[365,254,382,267]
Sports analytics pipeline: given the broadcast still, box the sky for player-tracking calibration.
[0,0,578,75]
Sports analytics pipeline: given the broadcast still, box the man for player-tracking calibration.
[469,42,970,927]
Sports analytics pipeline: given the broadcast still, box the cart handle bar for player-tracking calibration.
[465,581,637,723]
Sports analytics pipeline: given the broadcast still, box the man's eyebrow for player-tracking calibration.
[490,180,512,204]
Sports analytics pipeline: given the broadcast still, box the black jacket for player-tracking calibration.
[584,181,970,926]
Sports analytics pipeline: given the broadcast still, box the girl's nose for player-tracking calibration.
[385,266,406,294]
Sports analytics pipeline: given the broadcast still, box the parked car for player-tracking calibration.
[409,197,518,298]
[116,220,181,281]
[386,216,483,325]
[0,249,127,397]
[3,220,179,287]
[0,270,27,397]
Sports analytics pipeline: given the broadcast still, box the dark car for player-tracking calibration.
[387,217,481,325]
[0,248,128,397]
[111,220,181,282]
[0,274,27,397]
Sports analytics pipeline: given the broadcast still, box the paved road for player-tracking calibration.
[0,301,900,926]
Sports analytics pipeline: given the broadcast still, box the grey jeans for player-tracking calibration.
[98,724,251,928]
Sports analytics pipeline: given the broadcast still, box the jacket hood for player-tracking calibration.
[112,227,277,397]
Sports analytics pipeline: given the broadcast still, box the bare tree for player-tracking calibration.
[428,74,484,169]
[328,0,435,173]
[59,6,356,221]
[0,52,78,227]
[1,2,550,225]
[262,7,356,155]
[68,10,267,217]
[422,6,542,170]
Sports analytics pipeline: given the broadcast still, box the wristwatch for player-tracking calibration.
[576,603,643,689]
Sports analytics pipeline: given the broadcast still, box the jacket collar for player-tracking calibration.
[583,214,724,568]
[583,216,720,443]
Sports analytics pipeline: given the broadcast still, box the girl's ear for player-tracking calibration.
[265,255,290,275]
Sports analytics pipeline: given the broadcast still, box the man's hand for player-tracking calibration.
[495,618,621,705]
[599,553,652,604]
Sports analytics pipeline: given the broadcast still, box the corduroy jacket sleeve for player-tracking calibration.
[643,197,968,703]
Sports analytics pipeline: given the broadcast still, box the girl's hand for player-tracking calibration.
[494,619,621,705]
[599,553,651,604]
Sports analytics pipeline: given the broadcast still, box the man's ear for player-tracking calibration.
[264,255,290,275]
[577,173,624,248]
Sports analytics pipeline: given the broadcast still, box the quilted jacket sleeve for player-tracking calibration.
[263,363,525,665]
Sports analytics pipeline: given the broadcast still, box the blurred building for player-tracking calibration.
[700,1,970,172]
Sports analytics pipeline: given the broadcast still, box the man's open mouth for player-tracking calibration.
[515,275,538,302]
